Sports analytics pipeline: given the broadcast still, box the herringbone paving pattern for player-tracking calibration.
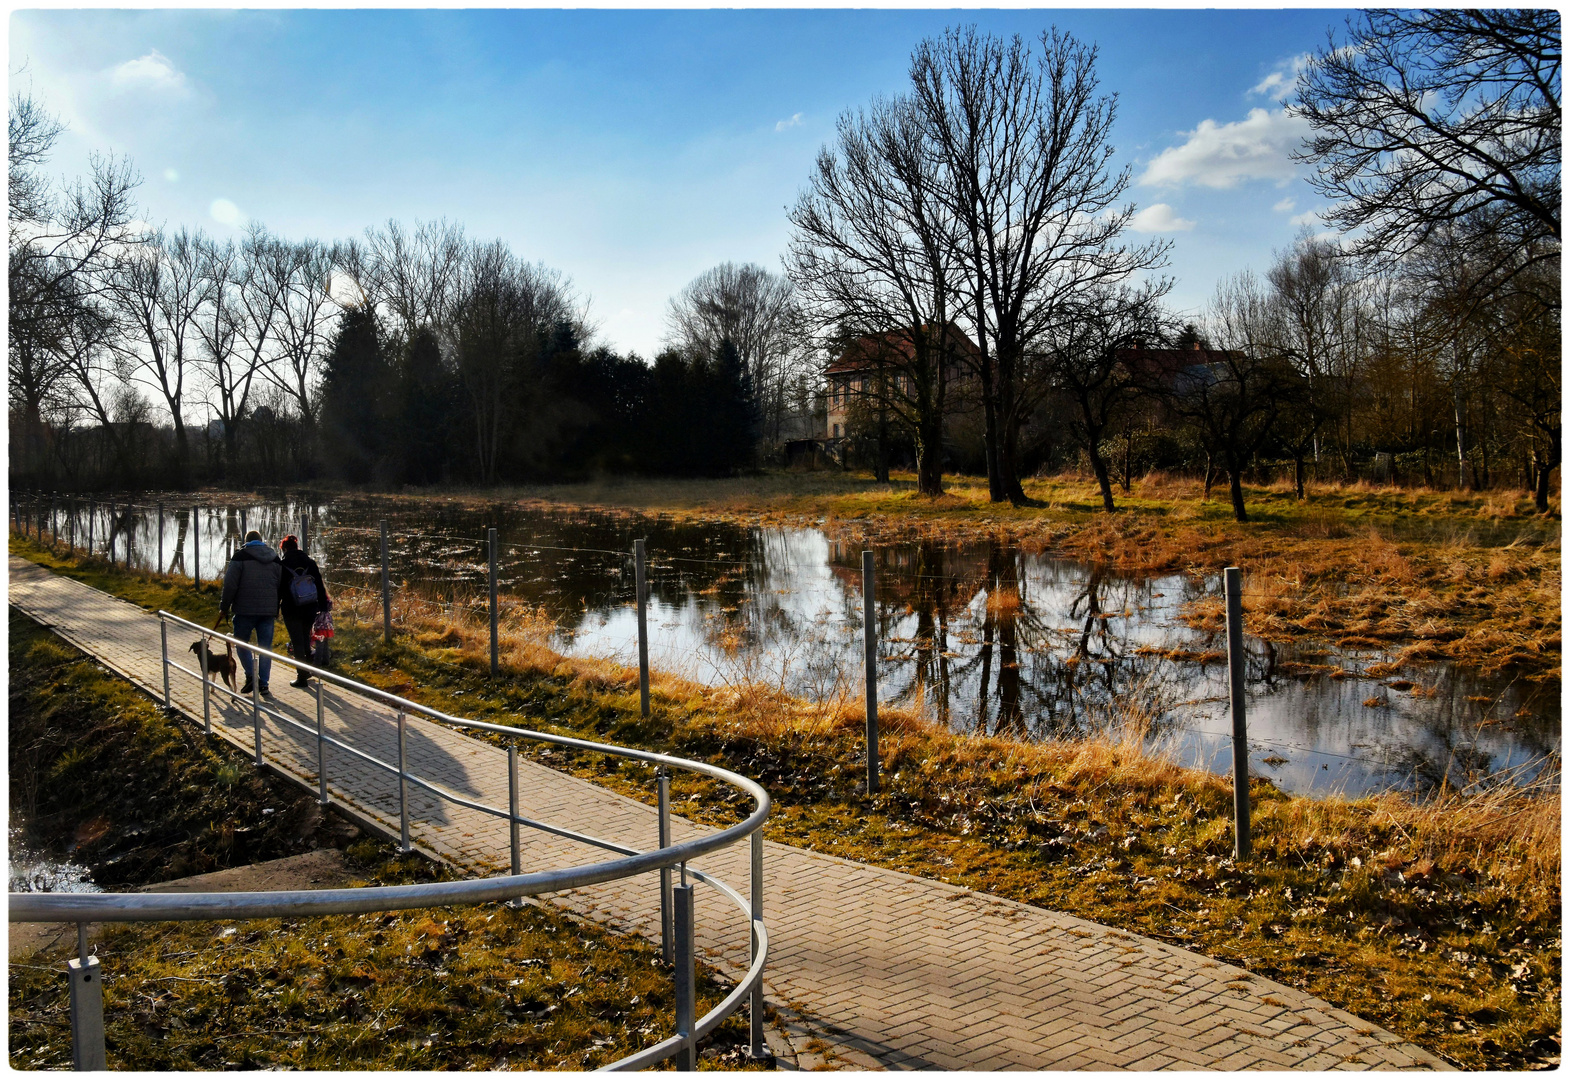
[9,556,1446,1071]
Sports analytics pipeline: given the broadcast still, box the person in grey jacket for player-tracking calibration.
[220,530,283,697]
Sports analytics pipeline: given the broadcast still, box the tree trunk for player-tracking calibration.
[1229,466,1248,522]
[1120,432,1133,493]
[915,411,944,497]
[1293,453,1306,500]
[1202,452,1217,501]
[999,409,1029,505]
[980,365,1004,503]
[875,407,890,484]
[1535,458,1552,513]
[1086,444,1116,513]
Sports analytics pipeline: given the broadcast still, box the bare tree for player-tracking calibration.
[8,90,142,475]
[353,218,468,341]
[191,233,251,470]
[911,26,1170,504]
[1294,9,1560,281]
[664,262,806,443]
[788,96,962,496]
[270,238,338,425]
[109,228,204,475]
[1042,282,1170,512]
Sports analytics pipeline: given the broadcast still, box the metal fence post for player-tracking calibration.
[108,504,115,565]
[159,619,171,708]
[749,829,767,1060]
[489,527,499,677]
[508,742,522,906]
[199,633,211,734]
[67,498,74,553]
[67,941,106,1071]
[158,501,165,572]
[656,766,675,966]
[50,493,57,548]
[88,500,95,558]
[863,549,879,795]
[316,681,328,805]
[397,707,411,852]
[635,538,650,718]
[251,652,263,766]
[673,883,696,1071]
[1225,566,1250,861]
[192,507,200,588]
[381,519,392,644]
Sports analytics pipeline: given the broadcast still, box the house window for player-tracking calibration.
[833,424,841,438]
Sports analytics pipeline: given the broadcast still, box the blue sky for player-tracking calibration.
[11,8,1351,357]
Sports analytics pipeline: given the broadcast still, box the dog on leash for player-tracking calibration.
[190,639,238,692]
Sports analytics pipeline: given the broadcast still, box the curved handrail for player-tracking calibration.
[11,608,772,1070]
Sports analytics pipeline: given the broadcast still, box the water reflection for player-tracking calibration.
[8,830,99,894]
[30,493,1559,798]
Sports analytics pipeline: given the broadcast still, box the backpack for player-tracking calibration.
[288,565,319,606]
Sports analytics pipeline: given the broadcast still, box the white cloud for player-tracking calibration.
[107,50,189,97]
[1289,209,1320,228]
[1139,108,1310,189]
[1128,203,1196,233]
[209,198,244,227]
[163,168,180,183]
[1249,54,1309,101]
[774,112,804,132]
[1272,197,1296,214]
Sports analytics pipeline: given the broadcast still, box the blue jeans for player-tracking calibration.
[232,614,276,689]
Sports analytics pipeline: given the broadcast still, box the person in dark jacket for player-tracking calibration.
[276,534,330,688]
[220,530,283,697]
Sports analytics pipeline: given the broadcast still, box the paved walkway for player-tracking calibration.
[9,555,1446,1071]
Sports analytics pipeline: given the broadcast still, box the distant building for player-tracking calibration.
[823,324,982,440]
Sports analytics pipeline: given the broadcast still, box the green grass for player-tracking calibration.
[6,606,762,1071]
[13,536,1559,1069]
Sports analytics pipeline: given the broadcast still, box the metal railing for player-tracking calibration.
[10,609,771,1072]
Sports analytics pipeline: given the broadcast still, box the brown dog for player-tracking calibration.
[190,639,238,691]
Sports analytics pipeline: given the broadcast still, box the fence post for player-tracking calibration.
[658,766,673,964]
[159,619,171,708]
[157,501,165,573]
[749,829,767,1060]
[67,498,74,553]
[381,520,392,645]
[67,938,106,1071]
[397,707,411,853]
[489,527,499,677]
[192,507,200,588]
[1225,566,1250,861]
[251,651,263,766]
[863,549,879,796]
[301,513,309,555]
[508,742,522,906]
[199,633,211,734]
[673,883,697,1071]
[316,681,328,805]
[635,538,650,718]
[88,500,95,558]
[108,504,115,565]
[50,493,57,548]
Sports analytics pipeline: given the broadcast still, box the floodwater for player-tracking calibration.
[20,493,1560,798]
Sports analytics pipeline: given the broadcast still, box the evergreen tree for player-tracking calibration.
[396,325,460,485]
[319,305,395,483]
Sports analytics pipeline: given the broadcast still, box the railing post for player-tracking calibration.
[316,680,328,805]
[50,493,57,548]
[508,742,522,906]
[749,829,767,1060]
[673,883,697,1070]
[199,633,211,734]
[67,498,74,553]
[251,650,263,766]
[397,707,411,853]
[381,519,392,645]
[1225,566,1250,860]
[192,506,200,588]
[863,549,879,796]
[88,500,94,558]
[489,527,499,678]
[159,618,171,708]
[158,501,165,573]
[67,928,105,1071]
[658,766,673,964]
[635,538,650,718]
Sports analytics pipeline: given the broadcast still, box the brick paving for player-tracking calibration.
[9,555,1447,1071]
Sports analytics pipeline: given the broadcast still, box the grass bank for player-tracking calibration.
[6,606,760,1070]
[388,468,1558,681]
[11,537,1559,1069]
